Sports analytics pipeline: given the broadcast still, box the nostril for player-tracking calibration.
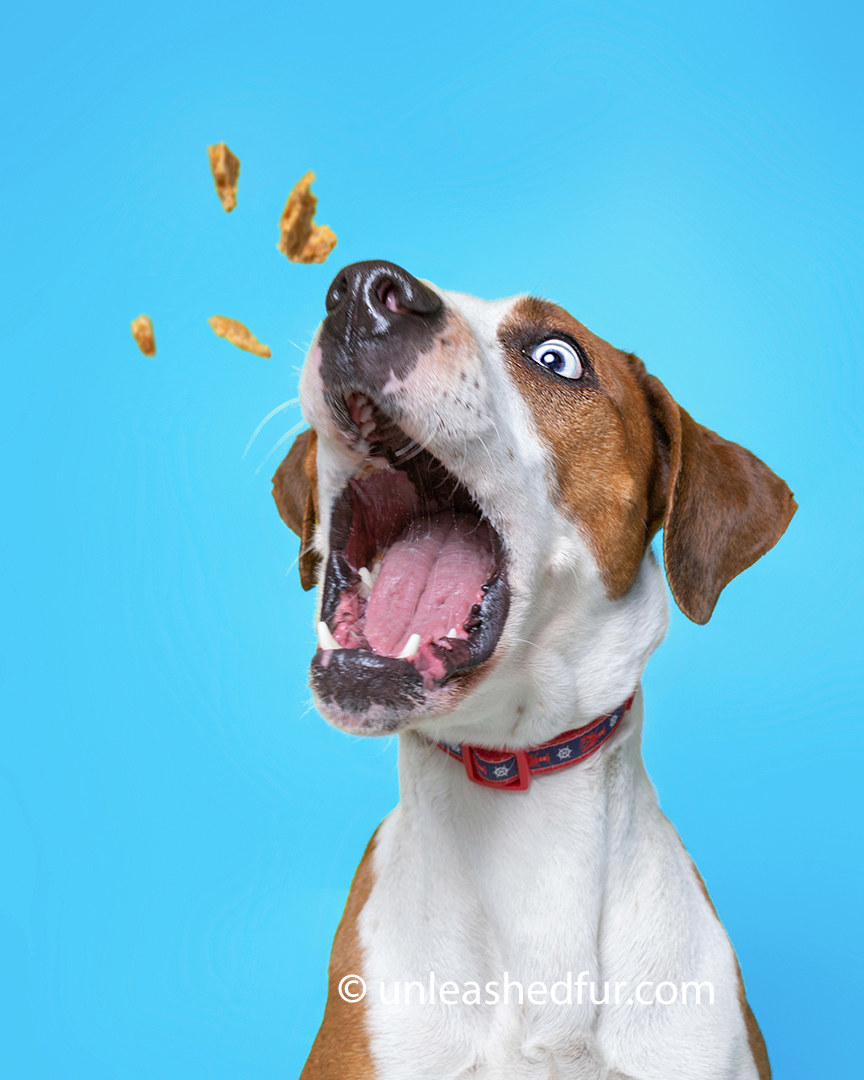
[323,261,443,343]
[377,279,410,315]
[325,274,349,313]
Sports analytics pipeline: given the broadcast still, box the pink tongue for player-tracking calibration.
[364,514,495,657]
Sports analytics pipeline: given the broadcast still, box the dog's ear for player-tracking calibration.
[642,374,797,624]
[272,428,320,591]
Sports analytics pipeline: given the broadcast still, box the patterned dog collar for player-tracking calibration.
[434,695,634,792]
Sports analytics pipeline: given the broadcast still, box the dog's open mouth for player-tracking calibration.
[311,392,509,723]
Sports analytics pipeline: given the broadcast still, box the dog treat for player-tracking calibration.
[277,171,338,264]
[207,142,240,212]
[208,315,272,358]
[130,314,156,357]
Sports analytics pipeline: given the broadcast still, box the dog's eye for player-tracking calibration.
[528,338,583,380]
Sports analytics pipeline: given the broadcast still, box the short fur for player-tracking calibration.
[273,270,794,1078]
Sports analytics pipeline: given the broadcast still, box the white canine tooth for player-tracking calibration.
[360,420,376,438]
[447,628,458,639]
[359,404,373,422]
[358,567,374,597]
[397,633,421,659]
[317,621,340,651]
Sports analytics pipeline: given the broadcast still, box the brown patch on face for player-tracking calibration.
[499,297,795,618]
[300,829,380,1079]
[689,860,771,1079]
[499,297,663,597]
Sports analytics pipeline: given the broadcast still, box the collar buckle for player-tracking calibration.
[435,693,635,794]
[462,745,532,791]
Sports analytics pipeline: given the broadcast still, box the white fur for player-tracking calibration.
[300,284,761,1078]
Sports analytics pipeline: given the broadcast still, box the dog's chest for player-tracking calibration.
[358,806,609,1079]
[353,743,754,1080]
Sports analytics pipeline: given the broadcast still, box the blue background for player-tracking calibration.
[3,1,862,1076]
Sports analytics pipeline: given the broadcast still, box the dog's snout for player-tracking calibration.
[319,260,444,392]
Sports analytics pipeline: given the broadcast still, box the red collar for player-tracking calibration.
[434,695,634,792]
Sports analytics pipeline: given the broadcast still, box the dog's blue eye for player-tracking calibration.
[528,338,583,380]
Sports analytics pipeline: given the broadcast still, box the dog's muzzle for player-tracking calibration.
[308,261,510,733]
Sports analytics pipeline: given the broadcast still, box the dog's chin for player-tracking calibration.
[311,655,497,736]
[312,690,451,737]
[309,391,511,735]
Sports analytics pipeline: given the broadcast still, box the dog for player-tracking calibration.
[272,260,796,1079]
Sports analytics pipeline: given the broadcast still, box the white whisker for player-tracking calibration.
[255,421,306,474]
[512,636,542,650]
[242,398,299,458]
[394,439,425,463]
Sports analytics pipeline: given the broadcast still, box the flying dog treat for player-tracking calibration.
[207,142,240,212]
[208,315,272,358]
[130,314,156,356]
[277,171,337,264]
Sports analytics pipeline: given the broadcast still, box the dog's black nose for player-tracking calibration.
[319,261,444,393]
[323,260,442,346]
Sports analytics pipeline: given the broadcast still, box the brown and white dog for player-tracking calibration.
[273,261,795,1079]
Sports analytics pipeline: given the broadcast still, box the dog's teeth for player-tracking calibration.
[359,404,373,422]
[317,621,340,652]
[397,633,421,659]
[447,627,458,639]
[360,420,376,438]
[358,567,374,597]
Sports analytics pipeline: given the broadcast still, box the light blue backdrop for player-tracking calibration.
[3,1,862,1076]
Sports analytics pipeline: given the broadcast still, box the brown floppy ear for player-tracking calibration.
[642,375,797,624]
[271,428,320,591]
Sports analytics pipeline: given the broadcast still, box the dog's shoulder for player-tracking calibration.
[300,827,381,1079]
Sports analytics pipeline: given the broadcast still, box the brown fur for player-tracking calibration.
[689,860,771,1079]
[300,830,380,1079]
[276,290,790,1074]
[500,298,661,598]
[499,297,796,621]
[641,374,797,623]
[272,429,320,591]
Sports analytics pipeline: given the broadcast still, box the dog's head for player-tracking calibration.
[273,261,796,741]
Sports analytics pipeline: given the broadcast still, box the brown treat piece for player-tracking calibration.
[299,224,338,264]
[207,142,240,212]
[130,314,156,356]
[277,171,338,264]
[208,315,272,358]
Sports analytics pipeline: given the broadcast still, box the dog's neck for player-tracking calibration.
[395,690,657,905]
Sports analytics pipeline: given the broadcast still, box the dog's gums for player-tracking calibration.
[311,392,510,724]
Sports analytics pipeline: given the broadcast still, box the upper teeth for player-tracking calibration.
[317,621,340,651]
[397,633,421,659]
[354,393,374,430]
[357,566,375,597]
